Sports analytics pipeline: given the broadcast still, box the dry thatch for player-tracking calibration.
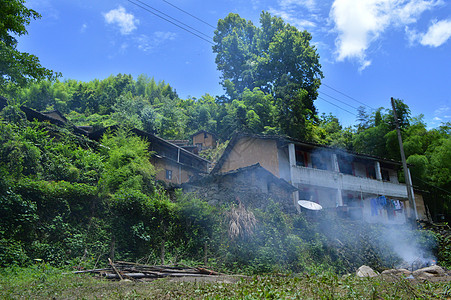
[227,200,257,240]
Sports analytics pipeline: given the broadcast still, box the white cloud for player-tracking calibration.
[269,8,317,28]
[280,0,316,10]
[104,6,139,35]
[330,0,442,69]
[80,23,88,33]
[434,105,450,115]
[394,0,443,24]
[433,116,442,121]
[136,32,177,52]
[420,19,451,47]
[269,0,321,30]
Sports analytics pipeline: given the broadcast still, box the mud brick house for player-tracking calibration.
[183,163,298,213]
[191,130,217,151]
[89,127,210,185]
[211,133,428,223]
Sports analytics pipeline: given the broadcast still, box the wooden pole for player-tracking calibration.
[391,97,417,220]
[203,241,208,266]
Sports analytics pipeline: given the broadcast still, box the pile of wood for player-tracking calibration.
[74,259,222,280]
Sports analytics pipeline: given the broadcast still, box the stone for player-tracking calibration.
[412,265,446,279]
[381,268,411,276]
[356,265,379,278]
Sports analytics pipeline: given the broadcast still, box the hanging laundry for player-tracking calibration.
[377,195,387,206]
[370,198,378,216]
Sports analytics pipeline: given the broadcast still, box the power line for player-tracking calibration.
[130,0,213,40]
[321,91,360,111]
[322,83,375,111]
[412,175,451,196]
[127,0,214,45]
[317,96,358,117]
[161,0,216,29]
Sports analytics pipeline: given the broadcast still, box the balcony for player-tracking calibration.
[291,165,408,198]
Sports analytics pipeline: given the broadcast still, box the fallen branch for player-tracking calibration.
[108,258,123,280]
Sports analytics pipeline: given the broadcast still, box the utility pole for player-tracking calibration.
[391,97,418,220]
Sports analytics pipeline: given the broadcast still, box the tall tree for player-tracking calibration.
[0,0,59,92]
[213,12,323,139]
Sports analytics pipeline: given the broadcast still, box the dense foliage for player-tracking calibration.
[213,12,323,139]
[4,75,449,216]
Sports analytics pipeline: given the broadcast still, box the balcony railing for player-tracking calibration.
[291,165,408,198]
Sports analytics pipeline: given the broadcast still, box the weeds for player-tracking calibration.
[1,266,449,299]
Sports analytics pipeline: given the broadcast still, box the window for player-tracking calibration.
[311,154,327,170]
[295,150,306,167]
[204,132,208,138]
[337,155,353,175]
[165,169,172,180]
[381,169,390,181]
[367,164,376,179]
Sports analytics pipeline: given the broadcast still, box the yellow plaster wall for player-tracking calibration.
[192,132,216,148]
[152,158,193,184]
[414,192,428,221]
[218,137,280,177]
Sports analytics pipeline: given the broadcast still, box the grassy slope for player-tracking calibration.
[1,266,449,299]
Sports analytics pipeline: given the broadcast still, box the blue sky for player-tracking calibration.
[19,0,451,128]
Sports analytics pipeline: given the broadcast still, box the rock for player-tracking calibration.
[356,265,379,278]
[381,268,411,276]
[412,265,446,279]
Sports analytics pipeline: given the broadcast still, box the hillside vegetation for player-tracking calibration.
[1,1,450,282]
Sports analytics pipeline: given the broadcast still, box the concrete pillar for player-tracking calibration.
[337,188,343,206]
[332,154,340,172]
[288,143,296,167]
[288,143,296,184]
[407,168,418,219]
[375,161,382,180]
[293,190,300,213]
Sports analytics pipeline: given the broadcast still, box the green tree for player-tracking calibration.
[0,0,59,92]
[99,128,155,195]
[213,12,323,139]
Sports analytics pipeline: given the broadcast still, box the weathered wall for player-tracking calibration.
[184,171,296,213]
[192,132,216,148]
[278,146,291,182]
[219,137,280,177]
[414,192,429,221]
[152,158,193,185]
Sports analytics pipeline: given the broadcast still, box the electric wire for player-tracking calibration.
[317,96,358,117]
[130,0,213,40]
[412,175,451,195]
[127,0,215,45]
[322,83,375,111]
[321,91,360,111]
[161,0,216,29]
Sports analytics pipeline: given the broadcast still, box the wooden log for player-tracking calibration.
[104,272,220,279]
[196,267,221,275]
[105,273,147,279]
[108,258,123,280]
[72,268,111,274]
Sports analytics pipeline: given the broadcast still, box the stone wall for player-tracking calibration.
[183,169,296,213]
